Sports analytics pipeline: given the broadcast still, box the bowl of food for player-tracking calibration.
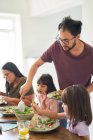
[14,106,34,120]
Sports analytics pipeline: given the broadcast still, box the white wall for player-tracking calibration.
[23,6,82,58]
[0,0,82,59]
[0,0,82,86]
[82,0,93,45]
[0,0,82,89]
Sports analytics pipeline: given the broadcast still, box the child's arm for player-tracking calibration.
[49,99,58,112]
[39,94,47,109]
[32,103,66,119]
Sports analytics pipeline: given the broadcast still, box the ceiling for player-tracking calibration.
[29,0,82,17]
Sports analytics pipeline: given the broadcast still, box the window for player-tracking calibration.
[0,13,23,92]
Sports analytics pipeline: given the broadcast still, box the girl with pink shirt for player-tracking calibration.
[33,85,92,140]
[36,74,58,112]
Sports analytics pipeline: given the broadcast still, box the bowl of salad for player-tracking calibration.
[14,106,34,120]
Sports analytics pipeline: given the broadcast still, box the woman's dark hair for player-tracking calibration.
[2,62,24,93]
[58,16,82,36]
[62,85,92,127]
[37,74,56,94]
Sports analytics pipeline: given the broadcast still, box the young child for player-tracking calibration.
[36,74,58,112]
[33,85,92,140]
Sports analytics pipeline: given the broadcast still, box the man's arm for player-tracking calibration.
[20,58,44,96]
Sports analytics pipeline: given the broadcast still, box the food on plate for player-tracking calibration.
[29,114,58,131]
[0,95,7,104]
[0,106,17,114]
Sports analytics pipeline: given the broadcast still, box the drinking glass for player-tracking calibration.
[17,120,30,140]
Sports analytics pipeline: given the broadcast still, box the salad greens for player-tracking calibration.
[14,106,34,114]
[38,118,55,125]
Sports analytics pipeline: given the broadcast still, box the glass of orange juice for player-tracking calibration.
[17,120,30,140]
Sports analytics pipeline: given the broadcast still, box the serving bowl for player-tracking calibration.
[15,113,33,120]
[14,106,34,120]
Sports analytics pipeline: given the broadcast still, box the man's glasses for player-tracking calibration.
[56,35,76,45]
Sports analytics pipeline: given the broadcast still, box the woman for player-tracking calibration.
[0,62,34,106]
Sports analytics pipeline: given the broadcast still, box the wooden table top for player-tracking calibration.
[0,104,86,140]
[0,114,86,140]
[0,125,86,140]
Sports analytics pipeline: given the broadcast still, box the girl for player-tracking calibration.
[36,74,58,112]
[33,85,92,140]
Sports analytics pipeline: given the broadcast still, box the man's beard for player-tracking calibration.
[63,42,76,52]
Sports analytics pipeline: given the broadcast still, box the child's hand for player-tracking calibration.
[32,103,42,115]
[40,94,47,103]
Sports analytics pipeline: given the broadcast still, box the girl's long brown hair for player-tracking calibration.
[37,74,56,94]
[62,85,92,127]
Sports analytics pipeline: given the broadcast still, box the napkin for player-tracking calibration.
[0,123,17,131]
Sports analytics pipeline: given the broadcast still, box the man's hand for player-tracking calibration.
[19,82,32,98]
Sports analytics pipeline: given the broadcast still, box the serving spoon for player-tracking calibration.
[18,100,25,112]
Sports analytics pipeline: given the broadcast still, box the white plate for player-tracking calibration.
[0,106,16,116]
[29,120,60,132]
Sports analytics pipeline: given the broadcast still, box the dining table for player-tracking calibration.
[0,113,86,140]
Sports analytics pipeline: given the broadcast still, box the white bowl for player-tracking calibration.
[15,113,34,120]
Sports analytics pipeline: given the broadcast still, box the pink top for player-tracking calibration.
[38,94,58,112]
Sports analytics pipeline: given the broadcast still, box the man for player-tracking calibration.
[20,16,93,126]
[20,16,93,94]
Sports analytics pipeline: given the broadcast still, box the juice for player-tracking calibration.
[19,128,29,135]
[19,128,29,139]
[17,120,30,139]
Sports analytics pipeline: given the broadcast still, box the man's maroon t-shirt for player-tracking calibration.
[41,41,93,89]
